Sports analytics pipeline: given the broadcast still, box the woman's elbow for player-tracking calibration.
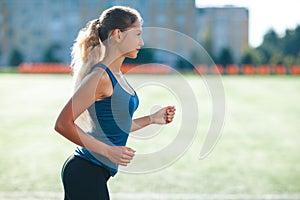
[54,116,70,134]
[54,119,63,134]
[54,115,75,134]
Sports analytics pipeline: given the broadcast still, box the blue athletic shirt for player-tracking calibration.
[74,63,139,176]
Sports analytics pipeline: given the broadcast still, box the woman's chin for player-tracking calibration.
[125,53,138,59]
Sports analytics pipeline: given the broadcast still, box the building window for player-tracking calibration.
[176,15,185,25]
[176,1,186,10]
[156,15,167,26]
[52,12,61,20]
[7,28,14,39]
[158,1,168,10]
[20,35,29,47]
[33,1,42,10]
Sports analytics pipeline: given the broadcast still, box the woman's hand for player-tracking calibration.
[150,106,176,125]
[105,145,136,166]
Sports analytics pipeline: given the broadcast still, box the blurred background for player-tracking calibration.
[0,1,300,199]
[0,0,299,71]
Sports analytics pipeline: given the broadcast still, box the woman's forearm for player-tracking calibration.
[130,106,175,132]
[55,120,136,166]
[55,121,109,157]
[130,115,152,132]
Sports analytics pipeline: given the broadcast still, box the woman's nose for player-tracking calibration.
[139,38,144,47]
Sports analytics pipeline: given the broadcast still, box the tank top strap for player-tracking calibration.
[93,63,117,87]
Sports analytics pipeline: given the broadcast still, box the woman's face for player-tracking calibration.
[118,21,144,59]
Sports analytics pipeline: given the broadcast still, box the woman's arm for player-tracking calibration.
[130,106,176,132]
[54,69,135,166]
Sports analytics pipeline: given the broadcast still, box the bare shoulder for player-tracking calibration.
[89,67,113,100]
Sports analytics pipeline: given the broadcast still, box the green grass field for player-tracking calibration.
[0,74,300,199]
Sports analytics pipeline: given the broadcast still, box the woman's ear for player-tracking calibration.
[111,29,121,42]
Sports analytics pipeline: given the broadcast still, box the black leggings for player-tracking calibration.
[61,155,111,200]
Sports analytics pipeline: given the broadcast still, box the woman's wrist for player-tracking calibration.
[98,142,111,157]
[149,114,154,125]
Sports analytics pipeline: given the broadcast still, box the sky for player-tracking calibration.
[195,0,300,47]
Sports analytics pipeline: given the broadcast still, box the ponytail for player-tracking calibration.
[71,19,103,90]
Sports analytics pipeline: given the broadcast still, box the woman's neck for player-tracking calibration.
[101,48,125,73]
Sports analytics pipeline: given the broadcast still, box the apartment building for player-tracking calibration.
[0,0,248,66]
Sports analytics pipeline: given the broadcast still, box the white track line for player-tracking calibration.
[112,193,300,200]
[1,192,300,200]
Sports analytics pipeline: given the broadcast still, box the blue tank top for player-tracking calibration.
[74,63,139,176]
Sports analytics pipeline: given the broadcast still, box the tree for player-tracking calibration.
[190,48,211,65]
[217,47,233,67]
[256,46,271,64]
[124,47,155,64]
[282,26,300,56]
[175,55,193,71]
[241,48,263,65]
[255,26,300,65]
[9,48,23,66]
[296,52,300,65]
[283,55,296,67]
[256,29,280,63]
[43,44,62,62]
[269,53,284,65]
[262,29,279,47]
[203,32,214,60]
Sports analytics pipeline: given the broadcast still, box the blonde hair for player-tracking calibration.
[70,6,143,90]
